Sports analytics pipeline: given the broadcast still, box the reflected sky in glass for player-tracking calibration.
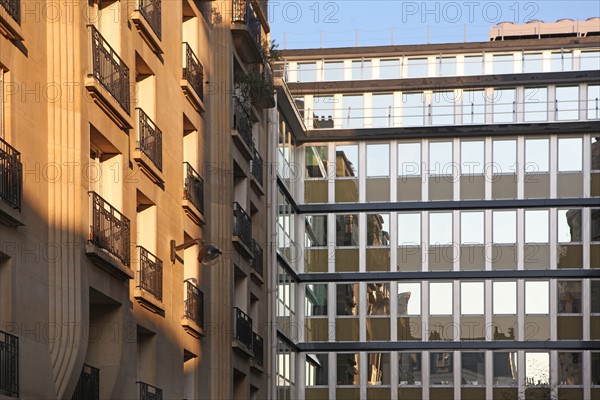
[398,213,421,245]
[493,282,517,314]
[558,138,582,172]
[525,210,549,243]
[525,139,549,173]
[336,145,359,177]
[493,140,516,174]
[525,281,549,314]
[461,212,484,245]
[429,142,453,175]
[367,144,389,177]
[461,141,484,174]
[461,282,484,315]
[398,143,421,176]
[493,211,516,244]
[398,282,421,315]
[430,213,452,245]
[430,282,453,315]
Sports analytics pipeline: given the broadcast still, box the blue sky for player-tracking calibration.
[268,1,600,49]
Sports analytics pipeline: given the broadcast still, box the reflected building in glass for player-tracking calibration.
[271,19,600,400]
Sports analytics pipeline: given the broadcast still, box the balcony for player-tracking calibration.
[134,108,163,183]
[182,280,204,338]
[182,162,205,225]
[0,0,22,40]
[0,330,18,397]
[137,381,162,400]
[134,246,164,313]
[0,137,23,226]
[86,192,133,280]
[232,202,252,256]
[251,239,263,278]
[248,61,275,109]
[252,332,264,367]
[131,0,163,54]
[231,0,263,64]
[250,147,264,194]
[181,43,205,112]
[72,364,99,400]
[85,25,132,129]
[232,98,254,159]
[233,307,253,355]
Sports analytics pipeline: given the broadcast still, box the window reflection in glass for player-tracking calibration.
[493,352,518,386]
[367,353,390,385]
[592,209,600,242]
[312,95,336,128]
[523,53,542,73]
[372,94,393,128]
[429,142,453,175]
[493,54,514,74]
[493,210,517,244]
[324,61,344,81]
[558,209,582,243]
[336,284,358,316]
[305,284,328,316]
[336,145,358,177]
[463,55,483,76]
[461,282,484,315]
[430,352,453,385]
[367,283,390,316]
[367,214,389,246]
[429,213,452,245]
[352,59,372,80]
[461,141,484,175]
[430,282,453,315]
[398,143,421,176]
[493,88,516,123]
[580,51,600,71]
[551,51,573,72]
[306,354,328,386]
[593,353,600,385]
[524,87,548,122]
[432,91,456,125]
[558,137,583,172]
[398,213,421,245]
[525,281,549,314]
[399,353,422,385]
[380,59,400,79]
[525,210,549,243]
[558,352,582,385]
[297,62,317,82]
[525,139,549,173]
[588,85,600,120]
[305,215,327,247]
[398,283,421,315]
[462,353,485,386]
[493,282,517,314]
[306,145,328,178]
[403,92,425,126]
[556,86,579,121]
[437,57,456,76]
[592,281,600,314]
[342,95,364,129]
[337,353,359,385]
[407,58,428,78]
[462,89,486,124]
[461,212,484,245]
[593,137,600,170]
[493,140,517,174]
[367,144,389,177]
[525,352,550,386]
[557,281,582,314]
[336,214,358,246]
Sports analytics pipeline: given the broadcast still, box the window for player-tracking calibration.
[367,214,389,246]
[380,59,400,79]
[558,138,582,172]
[306,354,328,386]
[525,281,549,314]
[336,214,358,246]
[402,92,425,126]
[305,215,327,247]
[431,91,456,125]
[593,353,600,385]
[523,53,543,73]
[525,352,549,385]
[342,95,364,128]
[337,353,359,385]
[461,353,485,386]
[558,209,582,242]
[493,282,517,314]
[556,86,579,120]
[461,282,484,315]
[592,209,600,242]
[312,95,336,128]
[399,353,422,385]
[580,51,600,71]
[336,284,358,316]
[462,89,485,124]
[297,62,317,82]
[557,281,581,314]
[430,282,452,315]
[593,281,600,314]
[493,54,514,74]
[493,140,517,174]
[352,59,371,80]
[305,284,328,316]
[493,352,518,386]
[406,58,428,78]
[430,352,453,385]
[551,51,573,72]
[367,283,390,315]
[461,141,484,174]
[436,56,456,76]
[524,87,548,122]
[429,142,452,175]
[461,212,484,245]
[324,61,344,81]
[367,353,390,385]
[429,213,452,245]
[594,137,600,171]
[493,211,516,244]
[276,339,296,395]
[371,93,393,128]
[398,283,421,315]
[398,213,421,245]
[398,143,421,176]
[525,210,549,243]
[558,352,582,385]
[588,85,600,119]
[336,145,358,177]
[525,139,549,173]
[463,55,483,76]
[366,144,389,177]
[305,145,328,178]
[492,88,516,123]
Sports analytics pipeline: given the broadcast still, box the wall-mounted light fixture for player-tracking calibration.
[170,238,222,266]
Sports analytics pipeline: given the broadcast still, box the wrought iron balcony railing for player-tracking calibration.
[183,162,204,215]
[88,25,130,114]
[232,98,253,149]
[252,332,264,366]
[137,381,162,400]
[137,246,163,301]
[232,0,261,56]
[233,202,252,249]
[0,330,18,397]
[182,43,204,101]
[251,239,263,276]
[88,192,131,266]
[0,0,20,24]
[250,147,263,187]
[137,0,161,39]
[233,307,253,350]
[72,364,99,400]
[136,108,162,171]
[0,136,22,211]
[184,281,204,328]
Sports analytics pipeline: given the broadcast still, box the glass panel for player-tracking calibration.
[558,138,583,172]
[430,282,453,315]
[398,282,421,315]
[525,281,549,314]
[372,93,393,128]
[580,51,600,71]
[524,88,548,122]
[525,139,549,173]
[336,284,358,316]
[336,145,358,177]
[305,215,327,247]
[551,51,573,72]
[461,282,484,315]
[558,209,582,242]
[525,353,549,385]
[342,95,364,128]
[337,353,359,385]
[297,62,317,82]
[523,53,543,73]
[429,142,453,175]
[430,352,454,385]
[461,212,484,245]
[380,59,400,79]
[336,214,358,246]
[367,214,389,246]
[462,89,486,124]
[305,284,327,316]
[462,353,485,386]
[367,353,390,385]
[493,211,516,244]
[557,281,582,314]
[556,86,579,121]
[367,283,390,316]
[398,143,421,176]
[312,95,336,128]
[558,353,582,385]
[399,353,422,385]
[593,281,600,314]
[407,58,428,78]
[430,213,452,245]
[324,61,344,81]
[431,91,456,125]
[306,354,328,386]
[493,352,518,386]
[305,145,328,178]
[493,282,517,314]
[463,55,483,76]
[493,88,516,123]
[461,141,484,174]
[367,144,389,177]
[593,209,600,241]
[398,213,421,245]
[588,85,600,120]
[437,57,456,76]
[493,140,517,174]
[593,353,600,385]
[403,92,425,126]
[525,210,549,243]
[352,60,372,80]
[493,54,514,74]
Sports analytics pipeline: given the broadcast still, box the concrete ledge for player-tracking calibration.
[232,236,254,260]
[250,176,264,196]
[0,9,23,41]
[250,359,264,373]
[181,317,204,339]
[134,288,165,316]
[180,79,206,113]
[130,11,164,54]
[133,149,164,184]
[231,129,254,160]
[181,199,205,226]
[232,339,254,358]
[85,243,134,280]
[84,77,133,130]
[231,25,263,64]
[0,201,24,227]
